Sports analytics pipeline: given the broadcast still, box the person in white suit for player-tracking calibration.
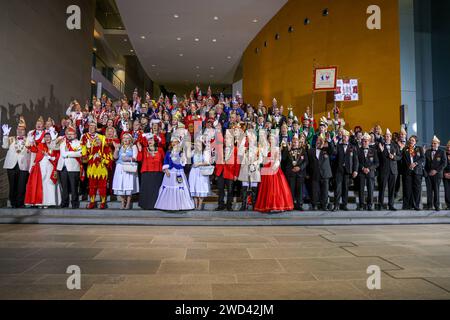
[2,117,31,208]
[57,126,83,209]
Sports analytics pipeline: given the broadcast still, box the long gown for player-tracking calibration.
[138,146,165,210]
[155,150,195,211]
[254,152,294,213]
[25,143,61,206]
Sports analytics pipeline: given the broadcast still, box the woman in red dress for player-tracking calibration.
[25,131,61,207]
[254,134,294,213]
[137,134,165,209]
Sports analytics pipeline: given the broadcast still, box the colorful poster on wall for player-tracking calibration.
[335,79,359,101]
[313,67,338,91]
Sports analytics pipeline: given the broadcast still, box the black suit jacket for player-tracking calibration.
[378,143,402,176]
[308,143,335,180]
[334,144,359,175]
[282,147,308,178]
[402,146,425,176]
[425,149,447,178]
[357,147,379,177]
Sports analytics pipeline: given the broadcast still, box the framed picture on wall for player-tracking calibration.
[313,67,338,91]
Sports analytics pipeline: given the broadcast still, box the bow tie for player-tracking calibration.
[17,137,24,141]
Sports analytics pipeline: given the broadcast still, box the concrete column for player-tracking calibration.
[399,0,418,135]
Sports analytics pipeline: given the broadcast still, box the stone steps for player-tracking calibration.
[0,208,449,226]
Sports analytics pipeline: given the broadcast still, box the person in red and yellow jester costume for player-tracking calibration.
[81,120,112,209]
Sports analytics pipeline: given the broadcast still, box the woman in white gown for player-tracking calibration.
[112,133,139,209]
[155,136,195,211]
[189,136,212,210]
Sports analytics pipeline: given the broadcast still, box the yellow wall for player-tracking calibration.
[243,0,401,132]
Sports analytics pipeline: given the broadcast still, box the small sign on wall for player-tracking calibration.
[313,67,338,91]
[335,79,359,101]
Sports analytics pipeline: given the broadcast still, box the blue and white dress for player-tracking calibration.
[112,145,140,196]
[155,150,195,211]
[188,153,211,198]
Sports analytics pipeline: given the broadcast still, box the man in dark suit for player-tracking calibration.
[307,135,335,211]
[282,134,308,211]
[402,135,425,210]
[378,129,402,211]
[424,136,447,211]
[444,140,450,210]
[357,133,379,211]
[333,130,358,211]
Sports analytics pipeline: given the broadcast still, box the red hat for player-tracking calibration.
[66,126,76,135]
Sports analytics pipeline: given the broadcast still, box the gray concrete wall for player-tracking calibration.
[0,0,95,127]
[0,0,95,200]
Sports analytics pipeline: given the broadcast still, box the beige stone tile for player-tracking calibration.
[150,235,194,244]
[350,278,450,300]
[248,247,352,259]
[386,268,450,278]
[26,248,102,259]
[278,257,398,273]
[387,256,448,270]
[0,248,40,259]
[311,270,370,281]
[425,277,450,292]
[0,241,72,248]
[210,259,284,274]
[212,281,368,300]
[236,272,316,283]
[82,283,212,300]
[192,235,272,243]
[180,274,237,284]
[206,243,267,249]
[24,259,161,275]
[345,245,425,257]
[157,260,209,274]
[0,284,90,300]
[0,259,44,274]
[272,235,335,244]
[186,248,251,260]
[94,248,186,260]
[119,274,182,285]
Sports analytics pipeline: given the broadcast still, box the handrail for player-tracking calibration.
[94,54,125,94]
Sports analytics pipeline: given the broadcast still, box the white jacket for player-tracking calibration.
[2,136,31,171]
[57,139,82,172]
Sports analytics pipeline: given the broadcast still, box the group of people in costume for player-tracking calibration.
[2,86,450,212]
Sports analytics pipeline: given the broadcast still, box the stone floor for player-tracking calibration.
[0,224,450,300]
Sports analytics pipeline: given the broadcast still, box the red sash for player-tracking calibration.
[67,140,85,181]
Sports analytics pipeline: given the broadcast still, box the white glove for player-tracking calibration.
[2,124,11,136]
[48,127,58,140]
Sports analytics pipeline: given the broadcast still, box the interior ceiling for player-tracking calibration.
[115,0,288,87]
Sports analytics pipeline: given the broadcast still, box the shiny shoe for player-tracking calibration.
[87,202,97,210]
[99,203,107,210]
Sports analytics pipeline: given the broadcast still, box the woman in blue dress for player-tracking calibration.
[154,136,195,211]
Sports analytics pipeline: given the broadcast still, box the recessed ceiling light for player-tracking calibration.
[179,53,184,57]
[212,38,217,42]
[227,56,232,59]
[176,37,182,41]
[173,14,179,18]
[151,64,156,67]
[124,38,128,42]
[130,49,134,52]
[253,19,258,23]
[194,38,200,42]
[214,16,219,20]
[140,36,146,39]
[196,66,200,69]
[210,67,215,70]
